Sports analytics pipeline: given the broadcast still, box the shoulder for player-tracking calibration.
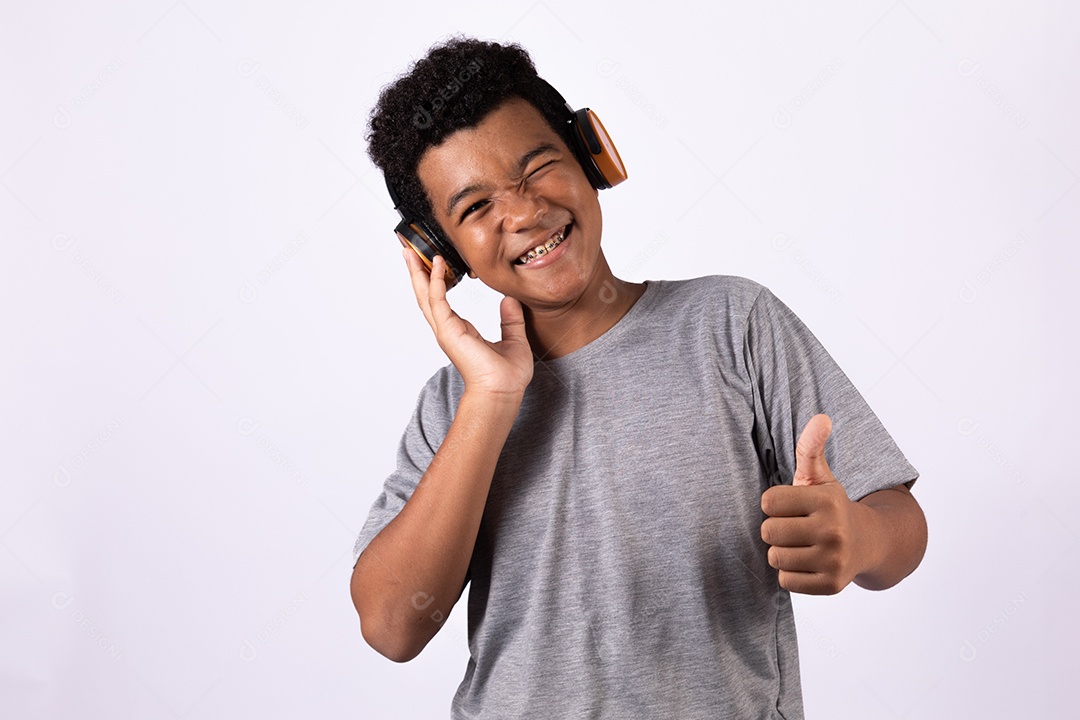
[624,276,778,357]
[647,275,771,322]
[421,362,464,396]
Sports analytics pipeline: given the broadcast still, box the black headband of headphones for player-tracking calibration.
[385,78,626,289]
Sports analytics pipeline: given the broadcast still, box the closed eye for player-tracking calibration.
[528,160,556,178]
[515,159,557,195]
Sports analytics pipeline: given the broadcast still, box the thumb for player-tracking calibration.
[498,296,528,344]
[793,413,835,486]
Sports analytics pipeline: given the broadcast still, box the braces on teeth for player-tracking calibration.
[520,230,565,264]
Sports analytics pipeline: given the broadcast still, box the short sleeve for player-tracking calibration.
[743,287,918,501]
[351,368,461,566]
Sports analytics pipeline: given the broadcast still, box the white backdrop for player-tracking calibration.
[2,1,1076,718]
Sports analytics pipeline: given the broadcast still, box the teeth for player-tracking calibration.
[518,229,566,265]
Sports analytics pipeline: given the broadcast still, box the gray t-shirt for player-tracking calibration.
[354,276,918,719]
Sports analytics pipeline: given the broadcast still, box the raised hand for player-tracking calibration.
[405,251,534,397]
[760,414,872,595]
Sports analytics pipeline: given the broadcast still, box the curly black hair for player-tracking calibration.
[366,37,574,233]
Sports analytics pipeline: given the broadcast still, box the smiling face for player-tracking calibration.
[416,98,612,312]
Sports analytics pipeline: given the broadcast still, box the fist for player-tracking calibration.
[760,414,869,595]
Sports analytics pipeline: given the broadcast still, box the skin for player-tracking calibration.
[761,414,927,595]
[413,98,646,364]
[350,98,927,662]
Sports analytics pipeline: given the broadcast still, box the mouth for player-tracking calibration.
[514,223,571,266]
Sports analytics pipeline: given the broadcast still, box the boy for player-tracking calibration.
[350,37,926,719]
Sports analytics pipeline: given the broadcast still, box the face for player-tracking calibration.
[416,98,608,311]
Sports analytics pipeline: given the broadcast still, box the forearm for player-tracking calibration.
[852,484,927,591]
[351,389,522,661]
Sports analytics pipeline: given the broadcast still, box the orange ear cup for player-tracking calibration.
[570,107,627,190]
[395,224,462,288]
[582,110,627,187]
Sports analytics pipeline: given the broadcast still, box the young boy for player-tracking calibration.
[350,37,926,719]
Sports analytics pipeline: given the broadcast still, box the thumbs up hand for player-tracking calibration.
[760,414,874,595]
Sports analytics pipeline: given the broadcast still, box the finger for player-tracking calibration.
[403,248,436,329]
[767,545,826,573]
[777,570,848,596]
[793,413,834,487]
[760,516,818,548]
[761,485,824,518]
[426,255,455,327]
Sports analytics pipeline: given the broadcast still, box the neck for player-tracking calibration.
[523,260,646,361]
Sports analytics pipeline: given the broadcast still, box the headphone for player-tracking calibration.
[385,80,627,289]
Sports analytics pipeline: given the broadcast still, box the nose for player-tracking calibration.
[500,188,548,234]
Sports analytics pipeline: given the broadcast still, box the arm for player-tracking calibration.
[351,254,534,661]
[850,482,926,590]
[351,388,521,661]
[761,414,927,595]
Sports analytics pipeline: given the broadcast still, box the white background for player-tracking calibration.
[2,1,1076,718]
